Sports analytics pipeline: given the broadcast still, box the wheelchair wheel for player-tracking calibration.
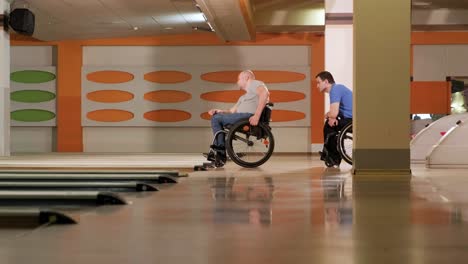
[225,120,274,168]
[337,122,353,165]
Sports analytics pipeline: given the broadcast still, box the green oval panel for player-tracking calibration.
[11,90,56,103]
[11,109,56,122]
[11,70,56,84]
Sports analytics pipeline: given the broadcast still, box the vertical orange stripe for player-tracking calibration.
[57,42,83,152]
[311,36,325,144]
[410,81,451,114]
[310,38,325,226]
[410,45,413,77]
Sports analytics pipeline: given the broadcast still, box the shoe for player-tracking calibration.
[319,150,328,161]
[325,160,335,168]
[206,151,215,162]
[215,151,227,167]
[335,158,342,167]
[319,151,324,161]
[329,155,341,167]
[324,152,342,167]
[334,158,342,167]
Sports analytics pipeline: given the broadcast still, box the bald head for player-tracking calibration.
[237,70,255,90]
[241,70,255,79]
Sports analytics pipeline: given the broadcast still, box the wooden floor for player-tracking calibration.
[0,154,468,264]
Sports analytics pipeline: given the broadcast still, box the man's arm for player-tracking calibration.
[249,85,269,126]
[229,103,238,113]
[327,102,340,119]
[326,102,340,126]
[208,101,240,115]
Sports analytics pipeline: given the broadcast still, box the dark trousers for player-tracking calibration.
[323,116,352,163]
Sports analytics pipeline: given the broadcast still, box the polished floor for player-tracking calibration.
[1,154,468,264]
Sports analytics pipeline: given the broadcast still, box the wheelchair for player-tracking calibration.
[322,121,353,167]
[337,122,353,165]
[206,103,275,168]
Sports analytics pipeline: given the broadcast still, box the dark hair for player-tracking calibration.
[315,71,335,84]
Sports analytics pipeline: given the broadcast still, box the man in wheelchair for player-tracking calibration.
[316,71,353,167]
[207,70,270,167]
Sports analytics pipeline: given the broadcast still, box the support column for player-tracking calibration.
[353,0,411,178]
[57,42,83,152]
[0,0,10,156]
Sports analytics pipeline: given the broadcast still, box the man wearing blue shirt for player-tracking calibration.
[316,71,353,167]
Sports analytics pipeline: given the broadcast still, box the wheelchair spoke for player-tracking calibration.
[231,136,268,161]
[338,123,353,165]
[232,134,250,144]
[227,122,274,168]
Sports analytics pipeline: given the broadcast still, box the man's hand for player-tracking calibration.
[328,117,338,127]
[249,114,260,126]
[208,109,221,116]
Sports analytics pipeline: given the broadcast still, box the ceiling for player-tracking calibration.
[412,0,468,9]
[9,0,468,42]
[11,0,210,40]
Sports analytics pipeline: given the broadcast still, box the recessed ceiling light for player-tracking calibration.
[413,1,431,6]
[133,26,139,30]
[164,27,174,30]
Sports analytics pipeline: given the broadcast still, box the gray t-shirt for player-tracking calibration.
[235,80,266,114]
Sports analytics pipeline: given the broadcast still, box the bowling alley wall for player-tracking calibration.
[11,32,466,153]
[10,33,325,153]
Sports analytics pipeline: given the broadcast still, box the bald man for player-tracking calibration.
[207,70,270,166]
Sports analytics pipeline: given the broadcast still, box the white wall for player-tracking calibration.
[0,0,10,156]
[413,9,468,25]
[83,45,311,153]
[413,45,468,81]
[83,127,310,153]
[325,25,354,90]
[10,46,56,153]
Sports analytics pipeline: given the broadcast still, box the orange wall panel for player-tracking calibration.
[412,32,468,45]
[87,109,134,122]
[311,37,325,144]
[410,81,451,114]
[87,70,134,84]
[201,70,306,83]
[57,42,83,152]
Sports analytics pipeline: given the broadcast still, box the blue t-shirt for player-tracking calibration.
[329,84,353,118]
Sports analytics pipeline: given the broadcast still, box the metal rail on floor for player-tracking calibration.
[0,208,77,226]
[0,174,178,184]
[0,181,158,192]
[0,170,187,177]
[0,191,127,206]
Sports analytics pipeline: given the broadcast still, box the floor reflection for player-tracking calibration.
[209,177,274,226]
[208,175,356,228]
[322,176,353,227]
